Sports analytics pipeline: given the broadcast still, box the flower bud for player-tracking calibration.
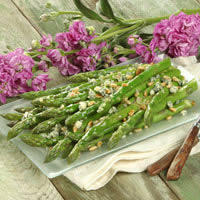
[31,40,40,49]
[86,26,95,35]
[45,2,52,8]
[40,14,50,22]
[113,47,119,54]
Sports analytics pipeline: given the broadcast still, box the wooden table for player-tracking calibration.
[0,1,200,199]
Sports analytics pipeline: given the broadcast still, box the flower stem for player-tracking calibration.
[55,11,83,17]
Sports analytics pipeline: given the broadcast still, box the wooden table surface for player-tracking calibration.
[0,1,200,199]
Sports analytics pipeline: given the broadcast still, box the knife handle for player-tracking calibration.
[147,136,199,176]
[166,118,200,180]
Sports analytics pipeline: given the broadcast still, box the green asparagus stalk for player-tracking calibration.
[152,79,197,114]
[144,87,169,126]
[20,133,64,147]
[38,103,80,118]
[15,106,34,113]
[135,99,194,128]
[21,83,81,100]
[67,102,141,163]
[7,108,45,140]
[62,144,74,159]
[65,81,147,126]
[93,58,171,118]
[31,116,66,134]
[32,92,88,107]
[0,113,23,121]
[108,110,145,148]
[67,64,136,82]
[44,137,72,163]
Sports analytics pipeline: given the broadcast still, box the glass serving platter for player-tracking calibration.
[0,63,199,178]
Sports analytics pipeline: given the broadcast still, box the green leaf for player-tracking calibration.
[99,0,116,19]
[73,0,111,22]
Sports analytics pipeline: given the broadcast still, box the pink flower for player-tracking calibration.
[40,34,52,47]
[32,74,50,91]
[55,32,72,51]
[150,12,200,57]
[128,35,142,46]
[47,49,62,65]
[118,56,128,63]
[38,60,48,72]
[55,21,94,51]
[0,48,36,103]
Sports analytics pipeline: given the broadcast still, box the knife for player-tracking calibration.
[147,135,199,176]
[166,117,200,180]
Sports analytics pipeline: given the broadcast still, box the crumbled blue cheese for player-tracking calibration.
[150,76,157,82]
[89,78,97,84]
[181,110,187,116]
[170,86,178,94]
[97,102,106,113]
[79,101,87,111]
[104,80,111,86]
[94,86,101,92]
[74,120,83,129]
[150,89,155,96]
[167,101,173,108]
[153,82,162,92]
[108,106,117,114]
[88,89,96,99]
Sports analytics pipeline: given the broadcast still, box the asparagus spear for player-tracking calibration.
[21,83,81,100]
[67,64,136,82]
[65,81,147,126]
[67,97,136,141]
[15,106,34,113]
[135,99,194,128]
[20,133,64,147]
[0,113,23,121]
[31,116,66,134]
[67,102,141,163]
[38,103,80,118]
[144,87,169,126]
[44,137,72,163]
[108,110,145,148]
[7,108,45,140]
[92,59,171,118]
[152,79,197,114]
[32,92,88,107]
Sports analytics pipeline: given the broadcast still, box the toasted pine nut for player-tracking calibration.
[89,146,97,151]
[169,107,176,112]
[88,101,95,106]
[148,82,154,86]
[166,116,172,120]
[134,128,142,132]
[129,110,135,116]
[126,75,133,80]
[97,141,103,148]
[88,121,93,127]
[122,83,128,87]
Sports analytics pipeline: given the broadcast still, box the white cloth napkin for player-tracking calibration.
[64,56,200,191]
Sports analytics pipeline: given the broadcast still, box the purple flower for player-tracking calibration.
[32,74,50,91]
[118,56,128,63]
[38,60,48,72]
[55,21,95,51]
[55,32,72,51]
[40,34,52,47]
[0,48,37,103]
[134,43,160,63]
[128,35,142,46]
[150,12,200,57]
[47,49,62,65]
